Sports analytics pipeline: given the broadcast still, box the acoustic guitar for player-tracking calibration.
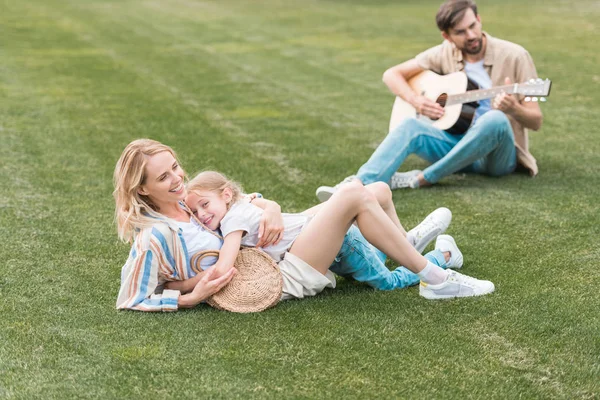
[389,70,552,135]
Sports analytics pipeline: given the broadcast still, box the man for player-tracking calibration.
[316,0,543,202]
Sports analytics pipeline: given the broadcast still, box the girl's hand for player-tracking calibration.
[257,201,284,248]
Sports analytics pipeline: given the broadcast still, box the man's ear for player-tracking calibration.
[222,187,233,204]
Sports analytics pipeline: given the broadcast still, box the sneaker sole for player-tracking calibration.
[315,186,335,203]
[419,282,495,300]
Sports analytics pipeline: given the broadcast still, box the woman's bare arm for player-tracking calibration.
[249,197,284,247]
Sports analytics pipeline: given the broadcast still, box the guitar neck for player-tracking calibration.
[446,84,516,106]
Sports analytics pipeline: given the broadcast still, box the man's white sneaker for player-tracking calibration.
[390,170,422,190]
[315,175,358,203]
[435,234,463,269]
[419,270,495,300]
[407,207,452,253]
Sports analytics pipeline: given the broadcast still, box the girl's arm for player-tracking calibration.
[165,232,243,293]
[166,238,241,302]
[168,231,242,297]
[212,230,244,276]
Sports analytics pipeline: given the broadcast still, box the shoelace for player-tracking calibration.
[414,218,438,237]
[448,271,479,287]
[390,174,410,186]
[391,172,419,187]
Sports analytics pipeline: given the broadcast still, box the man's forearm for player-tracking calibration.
[383,68,417,104]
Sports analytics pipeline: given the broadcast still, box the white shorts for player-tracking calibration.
[279,252,336,300]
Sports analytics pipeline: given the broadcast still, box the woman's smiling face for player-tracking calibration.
[138,151,186,206]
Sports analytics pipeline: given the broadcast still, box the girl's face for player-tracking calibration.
[185,189,232,231]
[138,151,186,206]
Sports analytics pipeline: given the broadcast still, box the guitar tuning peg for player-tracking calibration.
[536,78,543,84]
[540,97,547,102]
[531,97,539,102]
[529,78,536,84]
[524,97,532,102]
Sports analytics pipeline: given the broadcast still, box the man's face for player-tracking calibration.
[443,8,483,55]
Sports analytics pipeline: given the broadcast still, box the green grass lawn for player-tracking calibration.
[1,0,599,398]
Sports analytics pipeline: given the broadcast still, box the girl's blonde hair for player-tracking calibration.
[113,139,182,243]
[187,171,243,208]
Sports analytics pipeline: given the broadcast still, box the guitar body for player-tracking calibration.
[389,70,479,135]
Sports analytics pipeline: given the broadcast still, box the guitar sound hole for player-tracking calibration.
[432,93,447,121]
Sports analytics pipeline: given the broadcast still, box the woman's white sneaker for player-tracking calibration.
[435,234,463,269]
[419,270,495,300]
[407,207,452,253]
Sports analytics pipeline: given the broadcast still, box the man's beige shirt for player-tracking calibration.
[415,32,539,176]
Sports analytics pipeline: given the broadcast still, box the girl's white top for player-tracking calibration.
[219,201,308,262]
[177,218,223,270]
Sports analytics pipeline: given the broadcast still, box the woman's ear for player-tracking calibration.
[137,186,149,196]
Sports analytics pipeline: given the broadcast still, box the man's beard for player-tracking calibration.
[462,38,483,55]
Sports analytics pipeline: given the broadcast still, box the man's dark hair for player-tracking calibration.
[435,0,478,32]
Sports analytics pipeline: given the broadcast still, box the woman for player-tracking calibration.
[114,139,492,311]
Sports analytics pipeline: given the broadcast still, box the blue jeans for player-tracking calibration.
[356,110,517,185]
[329,225,447,290]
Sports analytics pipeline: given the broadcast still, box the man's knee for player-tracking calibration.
[479,110,511,130]
[474,110,513,140]
[390,118,427,140]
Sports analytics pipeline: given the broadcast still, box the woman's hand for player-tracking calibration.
[256,200,284,248]
[180,267,237,308]
[193,266,237,299]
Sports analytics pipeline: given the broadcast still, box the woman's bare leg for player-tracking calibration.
[364,182,407,236]
[302,182,406,236]
[290,182,426,275]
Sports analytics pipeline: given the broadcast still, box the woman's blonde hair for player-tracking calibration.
[187,171,243,208]
[113,139,182,243]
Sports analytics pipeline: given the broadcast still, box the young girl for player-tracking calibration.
[186,171,494,300]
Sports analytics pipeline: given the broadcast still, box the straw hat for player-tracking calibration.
[191,248,283,313]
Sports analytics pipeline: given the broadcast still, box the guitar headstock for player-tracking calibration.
[519,78,552,102]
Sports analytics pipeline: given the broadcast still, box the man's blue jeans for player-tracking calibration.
[356,110,517,185]
[329,225,447,290]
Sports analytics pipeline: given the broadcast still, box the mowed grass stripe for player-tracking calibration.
[35,0,382,192]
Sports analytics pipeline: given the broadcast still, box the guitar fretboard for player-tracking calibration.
[446,84,516,106]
